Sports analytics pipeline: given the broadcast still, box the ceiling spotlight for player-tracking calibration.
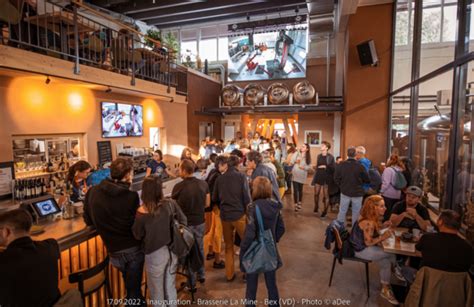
[45,76,51,84]
[105,86,112,93]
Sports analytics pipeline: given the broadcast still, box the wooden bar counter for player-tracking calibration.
[0,177,183,306]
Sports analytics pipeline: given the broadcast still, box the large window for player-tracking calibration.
[218,37,228,61]
[390,0,474,214]
[181,41,197,63]
[199,38,217,62]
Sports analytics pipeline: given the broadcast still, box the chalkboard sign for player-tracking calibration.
[97,141,112,168]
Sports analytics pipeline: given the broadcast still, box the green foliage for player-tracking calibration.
[145,29,161,48]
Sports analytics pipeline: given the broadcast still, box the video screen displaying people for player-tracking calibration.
[101,102,143,138]
[227,27,307,82]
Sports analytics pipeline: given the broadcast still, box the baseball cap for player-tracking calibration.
[405,186,422,197]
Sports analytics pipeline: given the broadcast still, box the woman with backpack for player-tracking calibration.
[132,176,187,304]
[240,176,285,307]
[380,154,406,221]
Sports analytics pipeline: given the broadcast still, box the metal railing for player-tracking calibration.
[0,0,188,95]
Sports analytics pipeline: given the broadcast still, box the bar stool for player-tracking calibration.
[59,256,112,303]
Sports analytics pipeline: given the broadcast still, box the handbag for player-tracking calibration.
[241,205,279,274]
[167,200,195,259]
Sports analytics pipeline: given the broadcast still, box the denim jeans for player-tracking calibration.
[245,270,280,307]
[145,246,177,306]
[292,181,304,203]
[188,223,205,286]
[109,246,146,306]
[355,246,396,285]
[337,193,363,225]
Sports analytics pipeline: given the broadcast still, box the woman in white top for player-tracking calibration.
[291,144,312,211]
[250,133,261,151]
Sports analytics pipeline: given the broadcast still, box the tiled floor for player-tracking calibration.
[178,183,395,307]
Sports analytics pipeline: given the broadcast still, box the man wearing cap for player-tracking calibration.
[389,186,431,231]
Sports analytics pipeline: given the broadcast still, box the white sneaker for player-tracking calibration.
[394,265,407,283]
[380,287,399,305]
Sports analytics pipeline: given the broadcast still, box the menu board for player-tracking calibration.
[97,141,112,168]
[0,162,14,199]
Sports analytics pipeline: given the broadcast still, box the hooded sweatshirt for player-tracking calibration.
[84,178,141,253]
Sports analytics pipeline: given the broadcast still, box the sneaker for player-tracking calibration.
[295,205,301,212]
[320,210,327,218]
[394,265,407,283]
[380,287,399,305]
[213,261,225,269]
[198,277,205,284]
[206,252,215,260]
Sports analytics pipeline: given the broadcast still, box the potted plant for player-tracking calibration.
[145,29,161,48]
[162,32,179,63]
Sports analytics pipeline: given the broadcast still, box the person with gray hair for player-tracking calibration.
[355,146,372,194]
[334,147,370,225]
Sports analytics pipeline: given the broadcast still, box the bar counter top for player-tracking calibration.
[0,176,183,251]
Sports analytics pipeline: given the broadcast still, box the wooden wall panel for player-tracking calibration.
[186,71,222,152]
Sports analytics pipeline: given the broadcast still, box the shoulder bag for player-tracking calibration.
[241,205,279,274]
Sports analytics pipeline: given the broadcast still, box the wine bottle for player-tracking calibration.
[25,180,31,199]
[41,178,46,196]
[36,179,42,197]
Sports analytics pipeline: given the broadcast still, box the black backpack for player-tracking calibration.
[368,165,382,193]
[167,200,195,259]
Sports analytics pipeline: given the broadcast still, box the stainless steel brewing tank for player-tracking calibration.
[221,85,242,107]
[243,84,265,106]
[267,83,289,105]
[293,81,315,104]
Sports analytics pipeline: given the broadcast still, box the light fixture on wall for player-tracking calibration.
[45,75,51,84]
[105,86,112,93]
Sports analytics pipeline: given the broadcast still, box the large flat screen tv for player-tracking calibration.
[227,27,307,82]
[101,102,143,138]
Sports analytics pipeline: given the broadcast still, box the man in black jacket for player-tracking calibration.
[0,209,61,307]
[334,147,370,225]
[212,155,251,281]
[172,159,210,285]
[84,158,145,306]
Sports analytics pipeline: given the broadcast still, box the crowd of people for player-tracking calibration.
[0,131,471,307]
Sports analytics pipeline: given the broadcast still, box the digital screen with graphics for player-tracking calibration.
[227,27,307,82]
[101,102,143,138]
[34,199,60,217]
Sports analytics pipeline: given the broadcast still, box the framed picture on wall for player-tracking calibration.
[305,130,322,147]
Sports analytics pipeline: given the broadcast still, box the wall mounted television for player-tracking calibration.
[101,102,143,138]
[227,26,307,82]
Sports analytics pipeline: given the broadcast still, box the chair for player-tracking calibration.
[328,226,371,298]
[59,256,111,303]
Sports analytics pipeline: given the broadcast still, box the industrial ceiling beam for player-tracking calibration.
[130,0,269,21]
[100,0,203,15]
[148,2,306,27]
